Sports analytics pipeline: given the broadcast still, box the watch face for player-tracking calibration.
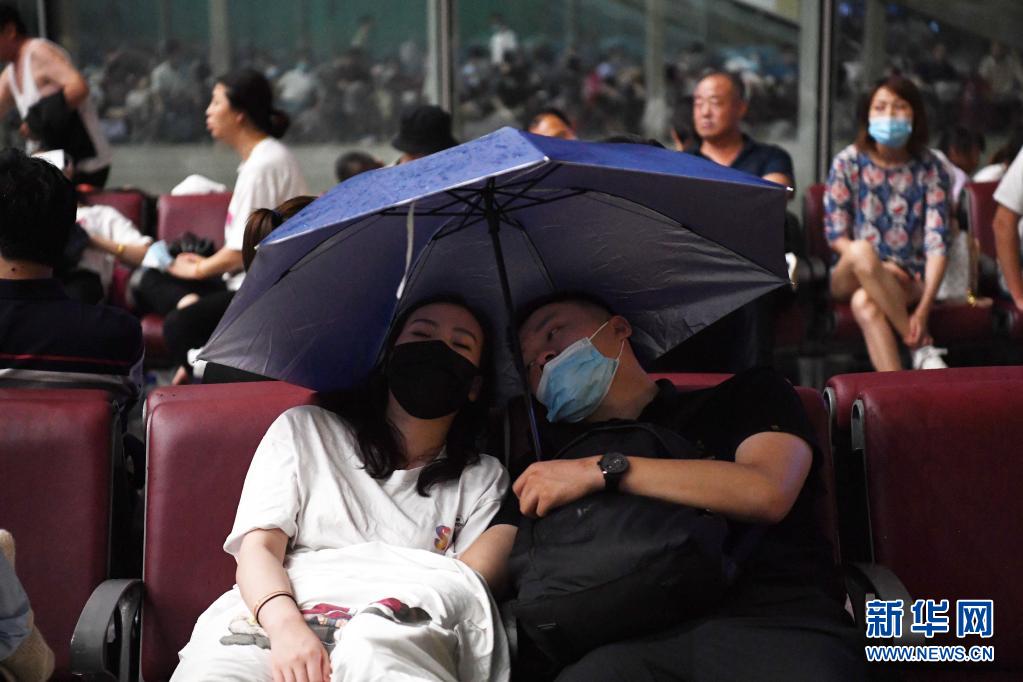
[603,453,629,475]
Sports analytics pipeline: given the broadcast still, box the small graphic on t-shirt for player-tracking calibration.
[434,524,452,551]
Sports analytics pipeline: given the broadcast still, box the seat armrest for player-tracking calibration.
[70,578,143,682]
[845,562,924,646]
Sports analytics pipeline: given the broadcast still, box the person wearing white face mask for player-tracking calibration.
[823,75,952,372]
[464,293,864,681]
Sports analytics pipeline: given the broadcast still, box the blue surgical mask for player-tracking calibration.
[869,116,913,148]
[536,321,623,423]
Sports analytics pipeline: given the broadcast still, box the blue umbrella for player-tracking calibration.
[199,127,788,454]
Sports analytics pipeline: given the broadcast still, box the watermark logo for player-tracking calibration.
[864,598,995,664]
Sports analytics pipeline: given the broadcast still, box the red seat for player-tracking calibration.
[852,381,1023,676]
[0,388,115,681]
[963,181,1001,261]
[140,382,316,681]
[156,193,231,247]
[142,193,232,366]
[825,367,1023,564]
[82,189,152,237]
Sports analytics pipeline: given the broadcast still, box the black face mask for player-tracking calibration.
[386,340,479,419]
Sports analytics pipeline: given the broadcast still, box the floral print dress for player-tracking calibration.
[823,144,951,277]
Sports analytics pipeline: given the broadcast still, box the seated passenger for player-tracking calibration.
[0,148,143,414]
[172,298,510,682]
[470,293,864,681]
[824,75,951,371]
[133,68,309,380]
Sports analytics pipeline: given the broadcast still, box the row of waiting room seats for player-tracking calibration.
[2,371,1020,680]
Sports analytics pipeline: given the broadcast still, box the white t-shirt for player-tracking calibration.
[75,204,152,296]
[224,405,508,558]
[223,137,309,291]
[173,406,511,681]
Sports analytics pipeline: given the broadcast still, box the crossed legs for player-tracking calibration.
[830,240,923,372]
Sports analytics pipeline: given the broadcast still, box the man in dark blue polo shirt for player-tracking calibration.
[0,148,143,415]
[686,70,794,189]
[658,71,795,373]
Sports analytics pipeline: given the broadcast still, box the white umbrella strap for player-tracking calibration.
[396,201,415,300]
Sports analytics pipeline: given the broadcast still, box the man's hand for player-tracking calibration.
[512,456,605,518]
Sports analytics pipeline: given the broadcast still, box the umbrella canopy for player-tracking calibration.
[199,127,788,402]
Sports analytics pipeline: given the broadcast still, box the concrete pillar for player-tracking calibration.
[209,0,231,76]
[862,0,886,87]
[425,0,454,111]
[643,0,667,139]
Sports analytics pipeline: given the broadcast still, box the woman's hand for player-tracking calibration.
[167,252,205,279]
[904,305,932,348]
[267,617,332,682]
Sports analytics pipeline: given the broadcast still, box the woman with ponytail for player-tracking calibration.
[150,68,309,382]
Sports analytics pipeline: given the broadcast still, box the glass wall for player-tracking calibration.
[454,0,802,145]
[29,0,431,192]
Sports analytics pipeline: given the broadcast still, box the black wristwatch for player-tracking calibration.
[598,453,630,492]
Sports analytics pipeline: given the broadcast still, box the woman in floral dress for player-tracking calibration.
[824,75,951,371]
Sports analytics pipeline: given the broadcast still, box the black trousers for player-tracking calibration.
[163,290,235,369]
[133,269,226,316]
[60,268,104,304]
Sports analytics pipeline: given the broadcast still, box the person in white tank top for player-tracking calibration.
[0,5,112,186]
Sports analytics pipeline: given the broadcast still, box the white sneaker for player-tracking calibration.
[912,345,949,370]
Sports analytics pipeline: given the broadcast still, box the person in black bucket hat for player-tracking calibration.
[392,104,459,163]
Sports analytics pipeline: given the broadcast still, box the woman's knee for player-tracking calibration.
[850,288,882,323]
[846,240,881,277]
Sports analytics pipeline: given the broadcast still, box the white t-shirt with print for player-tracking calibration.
[174,405,511,681]
[223,137,308,291]
[223,405,507,557]
[76,204,152,296]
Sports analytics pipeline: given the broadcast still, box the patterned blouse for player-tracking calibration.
[824,144,950,276]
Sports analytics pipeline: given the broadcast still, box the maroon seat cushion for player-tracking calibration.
[156,193,232,247]
[0,388,113,680]
[856,382,1023,668]
[141,313,169,366]
[928,302,994,345]
[141,383,317,681]
[773,296,807,349]
[826,366,1023,434]
[82,189,148,235]
[964,181,1001,260]
[803,183,830,261]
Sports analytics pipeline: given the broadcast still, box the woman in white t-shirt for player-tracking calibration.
[171,299,512,682]
[135,68,308,380]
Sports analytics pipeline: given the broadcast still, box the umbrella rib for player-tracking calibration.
[433,192,487,239]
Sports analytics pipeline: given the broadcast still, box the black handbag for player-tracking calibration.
[168,232,217,258]
[507,422,741,665]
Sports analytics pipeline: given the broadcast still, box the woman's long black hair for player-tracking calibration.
[320,295,495,496]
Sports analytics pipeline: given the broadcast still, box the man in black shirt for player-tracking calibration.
[462,294,863,681]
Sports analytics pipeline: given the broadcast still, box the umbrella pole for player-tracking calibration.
[484,181,545,461]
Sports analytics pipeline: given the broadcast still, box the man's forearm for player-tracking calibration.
[620,455,801,524]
